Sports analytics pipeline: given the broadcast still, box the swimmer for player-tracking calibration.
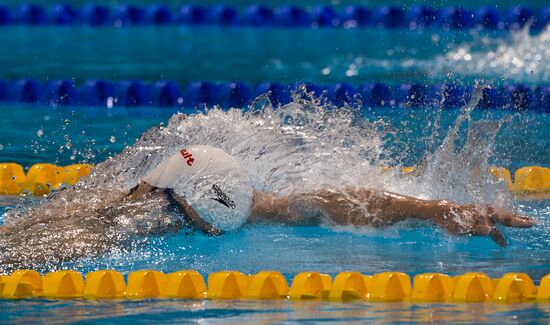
[0,145,535,271]
[133,146,534,246]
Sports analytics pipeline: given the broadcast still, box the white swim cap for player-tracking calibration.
[143,145,253,231]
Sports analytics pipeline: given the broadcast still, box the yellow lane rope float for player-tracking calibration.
[0,163,92,196]
[1,270,550,303]
[0,163,548,197]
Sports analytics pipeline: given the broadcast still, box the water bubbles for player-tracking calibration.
[345,62,359,77]
[36,129,43,137]
[64,119,70,125]
[0,144,3,151]
[110,136,117,144]
[107,97,114,109]
[345,69,357,77]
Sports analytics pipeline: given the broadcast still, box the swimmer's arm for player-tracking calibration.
[126,181,158,201]
[126,182,221,235]
[250,189,535,246]
[250,189,430,226]
[163,189,223,236]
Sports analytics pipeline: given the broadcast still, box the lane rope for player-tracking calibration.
[1,163,548,197]
[0,269,549,302]
[0,4,548,31]
[0,79,549,111]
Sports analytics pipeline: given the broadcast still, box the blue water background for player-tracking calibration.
[0,27,463,84]
[0,8,549,325]
[2,27,548,86]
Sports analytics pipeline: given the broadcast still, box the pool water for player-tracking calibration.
[0,3,550,324]
[2,299,550,324]
[0,102,549,323]
[0,27,465,84]
[4,26,550,86]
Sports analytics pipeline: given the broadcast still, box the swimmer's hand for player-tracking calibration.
[428,202,535,247]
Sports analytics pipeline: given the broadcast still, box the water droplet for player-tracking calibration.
[64,119,70,125]
[110,136,116,143]
[107,97,114,109]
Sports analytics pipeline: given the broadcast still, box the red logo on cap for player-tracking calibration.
[180,149,195,166]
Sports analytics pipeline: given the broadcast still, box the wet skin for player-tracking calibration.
[250,188,534,247]
[0,181,535,271]
[129,181,534,247]
[0,182,535,243]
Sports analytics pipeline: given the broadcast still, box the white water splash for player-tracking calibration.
[83,93,386,197]
[73,87,511,207]
[0,88,513,272]
[399,85,513,207]
[436,26,550,83]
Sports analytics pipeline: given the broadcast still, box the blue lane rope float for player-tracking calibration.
[0,79,549,111]
[0,4,549,31]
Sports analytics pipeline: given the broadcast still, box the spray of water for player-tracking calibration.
[436,25,550,83]
[397,83,513,207]
[0,86,513,272]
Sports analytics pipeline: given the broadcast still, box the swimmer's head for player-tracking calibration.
[143,145,253,231]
